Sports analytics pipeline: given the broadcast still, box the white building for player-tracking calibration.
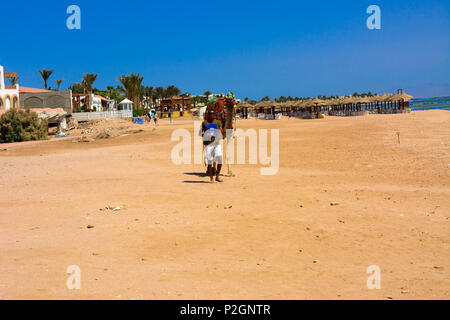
[0,65,20,114]
[118,98,133,112]
[76,93,114,112]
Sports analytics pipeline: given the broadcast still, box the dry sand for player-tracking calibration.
[0,111,449,299]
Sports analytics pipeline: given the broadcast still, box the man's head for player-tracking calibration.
[206,110,215,122]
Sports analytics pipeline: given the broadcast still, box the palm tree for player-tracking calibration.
[165,85,181,98]
[204,91,212,100]
[142,86,154,108]
[54,79,63,91]
[68,82,84,94]
[154,86,164,105]
[82,73,98,94]
[117,73,144,109]
[38,69,53,89]
[9,75,18,86]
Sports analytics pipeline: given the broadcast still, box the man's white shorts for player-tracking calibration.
[204,142,222,165]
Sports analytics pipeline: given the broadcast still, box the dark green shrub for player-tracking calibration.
[0,109,48,143]
[133,109,147,117]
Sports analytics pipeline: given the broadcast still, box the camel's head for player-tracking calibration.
[223,92,237,110]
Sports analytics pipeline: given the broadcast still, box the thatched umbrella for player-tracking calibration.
[327,98,341,106]
[311,98,326,107]
[255,100,270,111]
[237,101,252,108]
[254,101,265,114]
[267,101,282,115]
[336,97,353,113]
[389,91,413,110]
[352,97,371,104]
[323,98,338,114]
[255,100,279,115]
[372,94,392,112]
[299,99,313,110]
[396,92,413,101]
[351,97,371,112]
[292,99,305,109]
[237,101,253,118]
[237,101,254,111]
[366,94,381,112]
[282,100,297,113]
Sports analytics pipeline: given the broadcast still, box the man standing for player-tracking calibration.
[202,110,224,183]
[150,107,158,126]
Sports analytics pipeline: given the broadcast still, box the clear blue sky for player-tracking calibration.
[0,0,449,99]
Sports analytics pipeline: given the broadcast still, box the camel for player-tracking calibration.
[204,94,237,177]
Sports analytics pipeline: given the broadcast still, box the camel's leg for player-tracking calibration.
[227,163,233,176]
[225,136,235,177]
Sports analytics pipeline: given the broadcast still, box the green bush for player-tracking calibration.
[133,109,147,117]
[0,109,48,143]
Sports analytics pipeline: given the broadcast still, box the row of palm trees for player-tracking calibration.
[39,68,183,110]
[38,69,64,91]
[36,68,214,111]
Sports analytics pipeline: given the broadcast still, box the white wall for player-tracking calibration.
[0,65,20,111]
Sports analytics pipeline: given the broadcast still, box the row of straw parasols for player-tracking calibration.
[237,92,414,113]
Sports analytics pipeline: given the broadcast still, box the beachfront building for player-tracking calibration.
[118,98,133,112]
[92,94,115,111]
[160,96,191,117]
[72,93,114,112]
[19,87,73,114]
[0,65,20,113]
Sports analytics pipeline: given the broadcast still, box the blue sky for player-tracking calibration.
[0,0,449,99]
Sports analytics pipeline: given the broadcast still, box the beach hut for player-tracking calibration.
[118,98,133,113]
[282,100,297,116]
[378,94,395,113]
[351,97,371,115]
[367,94,385,113]
[294,99,315,119]
[341,97,356,116]
[326,98,342,116]
[255,101,273,118]
[311,98,326,117]
[236,101,253,119]
[389,91,413,113]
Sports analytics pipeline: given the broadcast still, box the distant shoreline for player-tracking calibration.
[411,108,450,111]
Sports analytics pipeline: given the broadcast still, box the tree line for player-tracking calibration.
[36,69,189,111]
[36,68,379,109]
[242,92,377,105]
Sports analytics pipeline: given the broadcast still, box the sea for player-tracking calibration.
[410,96,450,111]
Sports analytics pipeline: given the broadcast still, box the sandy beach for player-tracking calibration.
[0,110,449,299]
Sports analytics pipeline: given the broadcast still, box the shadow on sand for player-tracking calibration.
[182,180,211,184]
[184,172,207,178]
